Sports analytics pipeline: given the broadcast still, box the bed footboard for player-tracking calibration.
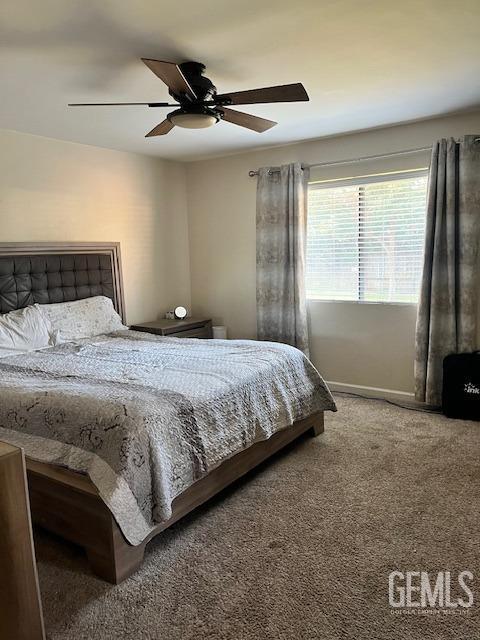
[26,411,324,584]
[26,461,145,583]
[309,413,324,436]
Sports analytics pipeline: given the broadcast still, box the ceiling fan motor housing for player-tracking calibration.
[172,61,218,104]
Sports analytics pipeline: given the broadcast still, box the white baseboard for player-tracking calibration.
[327,380,415,402]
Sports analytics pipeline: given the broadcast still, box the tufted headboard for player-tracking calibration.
[0,242,125,322]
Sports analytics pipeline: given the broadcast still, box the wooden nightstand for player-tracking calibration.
[130,318,213,339]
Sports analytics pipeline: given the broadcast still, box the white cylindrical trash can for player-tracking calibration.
[212,326,228,340]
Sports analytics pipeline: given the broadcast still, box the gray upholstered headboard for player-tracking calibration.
[0,242,125,322]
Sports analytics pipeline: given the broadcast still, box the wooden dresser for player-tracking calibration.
[130,318,213,339]
[0,442,45,640]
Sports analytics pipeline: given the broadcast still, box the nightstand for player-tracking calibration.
[130,318,213,339]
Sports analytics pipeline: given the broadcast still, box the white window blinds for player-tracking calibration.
[306,170,428,303]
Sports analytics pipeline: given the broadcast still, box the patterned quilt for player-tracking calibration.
[0,331,336,544]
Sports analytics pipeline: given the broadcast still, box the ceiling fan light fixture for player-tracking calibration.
[168,109,219,129]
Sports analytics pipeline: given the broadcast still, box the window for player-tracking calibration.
[306,170,428,303]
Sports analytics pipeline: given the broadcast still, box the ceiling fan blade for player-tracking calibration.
[221,107,277,133]
[145,120,175,137]
[68,102,176,107]
[141,59,197,101]
[216,83,308,106]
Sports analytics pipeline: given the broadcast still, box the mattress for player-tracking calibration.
[0,330,336,544]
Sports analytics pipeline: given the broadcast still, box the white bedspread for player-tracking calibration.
[0,331,336,544]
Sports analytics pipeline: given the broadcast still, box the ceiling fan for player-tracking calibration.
[68,59,309,137]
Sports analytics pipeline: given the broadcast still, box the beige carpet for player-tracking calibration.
[36,395,480,640]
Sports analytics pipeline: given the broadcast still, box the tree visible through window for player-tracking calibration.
[306,170,428,303]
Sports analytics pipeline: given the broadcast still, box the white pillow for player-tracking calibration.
[0,305,54,352]
[38,296,127,342]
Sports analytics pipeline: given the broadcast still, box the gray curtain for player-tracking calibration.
[415,136,480,405]
[256,162,310,355]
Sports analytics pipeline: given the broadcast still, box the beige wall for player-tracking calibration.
[0,129,190,325]
[186,110,480,393]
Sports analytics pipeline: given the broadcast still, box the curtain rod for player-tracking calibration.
[248,146,433,177]
[248,138,480,176]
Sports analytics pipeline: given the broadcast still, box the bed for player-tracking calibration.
[0,242,336,583]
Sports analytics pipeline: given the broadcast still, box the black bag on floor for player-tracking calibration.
[442,352,480,420]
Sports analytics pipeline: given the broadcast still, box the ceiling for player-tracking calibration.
[1,0,480,161]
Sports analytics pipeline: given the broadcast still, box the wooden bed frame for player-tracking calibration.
[26,414,323,583]
[0,242,325,584]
